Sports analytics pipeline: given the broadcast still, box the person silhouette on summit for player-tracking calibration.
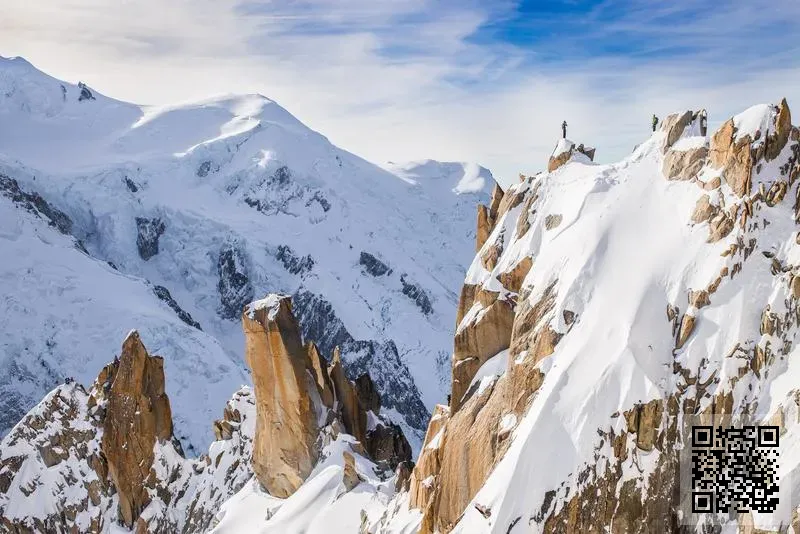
[652,114,659,132]
[561,120,567,139]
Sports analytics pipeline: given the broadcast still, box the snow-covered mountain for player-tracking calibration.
[0,56,492,454]
[7,55,800,534]
[372,101,800,533]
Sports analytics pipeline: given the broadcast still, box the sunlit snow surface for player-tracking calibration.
[0,56,491,454]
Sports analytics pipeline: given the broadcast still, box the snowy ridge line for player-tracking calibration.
[0,56,494,454]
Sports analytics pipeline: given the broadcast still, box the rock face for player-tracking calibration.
[386,101,800,534]
[0,293,412,532]
[243,295,322,498]
[135,217,166,261]
[476,184,505,251]
[709,118,754,197]
[661,110,695,151]
[451,290,515,411]
[101,331,174,528]
[547,140,596,172]
[243,294,412,497]
[662,145,708,181]
[217,241,254,320]
[709,101,792,197]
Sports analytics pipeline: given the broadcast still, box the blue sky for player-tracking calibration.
[2,0,800,184]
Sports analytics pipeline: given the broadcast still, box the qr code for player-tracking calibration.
[691,425,779,514]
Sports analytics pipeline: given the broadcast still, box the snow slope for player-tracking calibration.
[362,102,800,533]
[0,56,492,453]
[460,105,800,532]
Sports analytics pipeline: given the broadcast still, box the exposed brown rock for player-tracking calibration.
[329,348,368,445]
[703,176,722,190]
[476,204,491,252]
[355,373,380,414]
[480,242,502,271]
[707,212,734,242]
[761,306,778,336]
[243,296,320,498]
[102,331,174,528]
[342,452,361,492]
[710,118,754,197]
[548,150,572,173]
[509,282,559,362]
[488,183,504,219]
[515,193,535,239]
[547,142,596,172]
[496,256,533,294]
[451,295,515,412]
[765,181,788,207]
[306,342,335,409]
[791,275,800,299]
[365,422,412,471]
[662,146,708,181]
[455,284,478,327]
[766,98,792,161]
[418,327,547,532]
[544,214,563,230]
[661,110,694,151]
[688,289,710,309]
[494,185,526,223]
[675,314,696,349]
[690,194,716,224]
[623,400,664,452]
[395,461,414,492]
[409,404,450,509]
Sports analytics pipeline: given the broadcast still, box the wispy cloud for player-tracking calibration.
[1,0,799,184]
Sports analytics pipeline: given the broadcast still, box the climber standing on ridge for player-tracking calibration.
[561,120,567,139]
[652,114,659,132]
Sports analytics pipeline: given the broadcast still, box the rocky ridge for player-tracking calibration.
[373,100,800,533]
[0,294,410,533]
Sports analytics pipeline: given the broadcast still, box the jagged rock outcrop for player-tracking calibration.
[217,241,254,320]
[365,421,413,471]
[389,100,800,534]
[709,101,792,197]
[0,332,200,533]
[342,451,361,492]
[101,331,174,528]
[547,139,596,172]
[291,289,430,435]
[243,294,412,497]
[662,144,708,181]
[243,295,321,498]
[135,217,166,261]
[660,110,710,181]
[1,291,413,532]
[152,284,202,330]
[661,110,695,151]
[476,184,504,251]
[330,348,368,446]
[451,290,515,411]
[359,251,392,276]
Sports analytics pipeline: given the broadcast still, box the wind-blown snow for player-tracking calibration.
[733,103,774,142]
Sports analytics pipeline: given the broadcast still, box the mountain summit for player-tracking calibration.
[0,56,492,454]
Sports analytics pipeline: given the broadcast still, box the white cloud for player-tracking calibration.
[1,0,799,187]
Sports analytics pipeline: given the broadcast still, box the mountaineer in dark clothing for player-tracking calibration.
[652,114,659,132]
[561,120,567,139]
